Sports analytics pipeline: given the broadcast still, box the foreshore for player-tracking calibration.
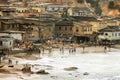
[0,46,119,80]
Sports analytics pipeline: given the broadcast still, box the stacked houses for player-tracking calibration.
[0,0,119,48]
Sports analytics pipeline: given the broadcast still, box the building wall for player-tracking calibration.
[98,20,120,30]
[16,7,28,12]
[54,25,73,38]
[83,21,99,32]
[68,7,95,17]
[55,22,93,38]
[73,22,83,35]
[99,31,120,40]
[98,20,108,29]
[107,20,118,26]
[0,38,13,48]
[32,7,45,13]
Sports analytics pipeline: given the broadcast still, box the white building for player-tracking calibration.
[98,26,120,41]
[0,31,25,40]
[0,35,14,48]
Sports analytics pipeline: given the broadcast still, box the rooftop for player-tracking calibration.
[99,26,120,32]
[0,30,25,34]
[55,18,73,26]
[71,16,97,21]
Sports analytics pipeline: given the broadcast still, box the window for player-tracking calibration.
[112,33,114,36]
[65,27,67,31]
[8,25,10,29]
[59,26,61,30]
[70,27,72,31]
[0,41,2,46]
[105,33,108,36]
[119,33,120,36]
[76,27,79,32]
[83,27,87,32]
[89,27,92,31]
[115,33,117,36]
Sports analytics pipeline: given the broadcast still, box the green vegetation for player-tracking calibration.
[108,1,115,9]
[108,1,120,11]
[61,9,68,18]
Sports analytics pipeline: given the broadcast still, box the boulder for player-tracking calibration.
[21,66,31,73]
[0,65,4,68]
[36,69,49,74]
[8,65,14,68]
[0,69,10,73]
[64,67,78,71]
[83,72,89,75]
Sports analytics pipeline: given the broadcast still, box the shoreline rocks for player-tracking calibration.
[64,67,78,71]
[36,69,49,74]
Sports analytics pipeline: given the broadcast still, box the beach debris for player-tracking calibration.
[21,66,31,73]
[0,69,10,73]
[8,65,14,68]
[36,69,49,74]
[64,67,78,71]
[50,75,58,79]
[68,73,72,75]
[83,72,89,75]
[0,65,4,68]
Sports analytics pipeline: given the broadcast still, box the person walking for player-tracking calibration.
[42,48,44,54]
[82,46,85,53]
[108,43,111,52]
[104,46,107,53]
[39,48,41,58]
[8,59,12,64]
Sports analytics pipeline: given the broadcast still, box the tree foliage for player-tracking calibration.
[77,0,102,15]
[108,1,115,9]
[77,0,84,3]
[95,7,102,16]
[108,1,120,11]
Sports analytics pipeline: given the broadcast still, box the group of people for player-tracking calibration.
[69,47,76,54]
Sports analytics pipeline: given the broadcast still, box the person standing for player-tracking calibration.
[39,48,41,58]
[62,46,64,54]
[82,46,85,53]
[108,43,111,52]
[104,46,107,53]
[42,48,44,54]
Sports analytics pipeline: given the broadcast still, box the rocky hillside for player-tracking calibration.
[76,0,120,17]
[99,0,120,17]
